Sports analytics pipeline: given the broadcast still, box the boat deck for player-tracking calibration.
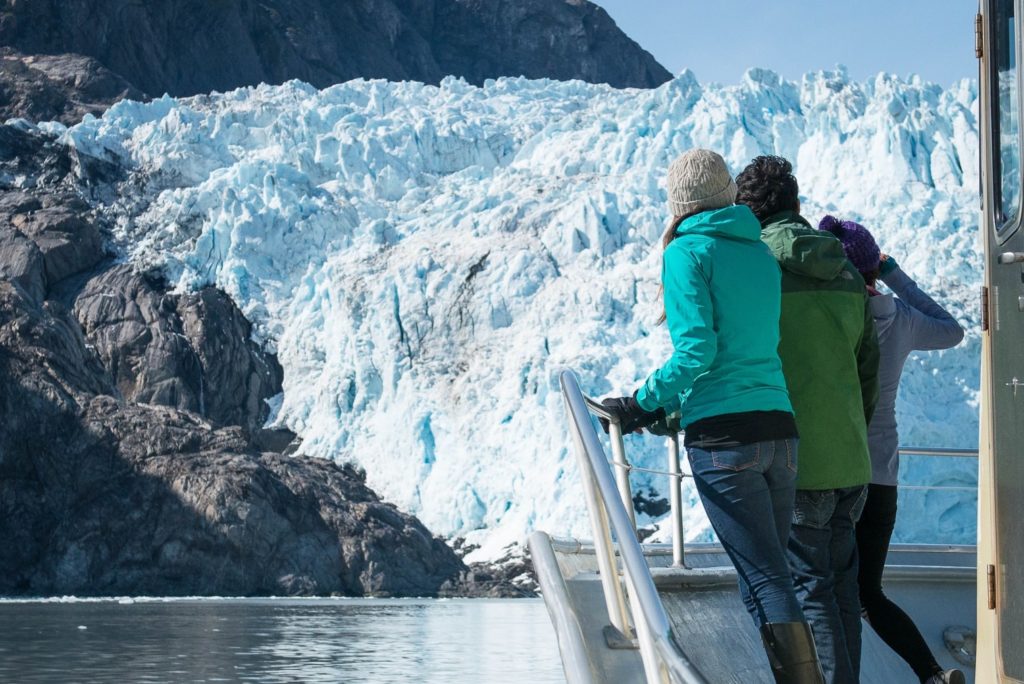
[539,373,979,684]
[535,536,977,684]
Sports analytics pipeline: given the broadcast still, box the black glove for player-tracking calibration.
[646,409,683,437]
[599,393,666,434]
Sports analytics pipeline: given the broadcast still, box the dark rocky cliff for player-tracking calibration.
[0,49,143,125]
[0,0,670,103]
[0,123,477,597]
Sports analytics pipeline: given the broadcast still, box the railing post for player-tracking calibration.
[608,422,638,532]
[668,433,685,567]
[621,560,672,684]
[569,408,632,638]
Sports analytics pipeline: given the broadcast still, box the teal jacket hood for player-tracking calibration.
[760,210,848,281]
[676,204,762,242]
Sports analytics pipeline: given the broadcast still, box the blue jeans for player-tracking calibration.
[787,486,868,684]
[687,438,805,627]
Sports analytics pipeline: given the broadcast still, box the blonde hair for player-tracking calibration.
[656,212,696,324]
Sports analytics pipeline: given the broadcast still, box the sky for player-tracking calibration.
[593,1,978,87]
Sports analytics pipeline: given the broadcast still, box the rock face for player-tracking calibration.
[0,124,467,596]
[0,389,465,596]
[0,49,144,125]
[429,0,671,89]
[74,265,284,434]
[0,0,670,100]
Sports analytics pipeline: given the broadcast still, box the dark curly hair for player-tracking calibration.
[735,155,800,221]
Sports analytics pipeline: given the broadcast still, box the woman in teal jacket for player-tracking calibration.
[602,149,823,684]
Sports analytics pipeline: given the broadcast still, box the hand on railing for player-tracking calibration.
[596,393,665,434]
[646,410,683,437]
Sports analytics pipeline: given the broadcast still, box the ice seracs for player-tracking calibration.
[52,68,980,559]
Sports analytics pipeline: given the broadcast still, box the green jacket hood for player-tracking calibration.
[676,205,762,242]
[760,210,849,281]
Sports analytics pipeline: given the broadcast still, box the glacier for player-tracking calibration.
[45,66,980,559]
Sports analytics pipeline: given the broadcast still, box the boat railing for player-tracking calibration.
[560,368,978,684]
[561,370,709,684]
[591,405,978,567]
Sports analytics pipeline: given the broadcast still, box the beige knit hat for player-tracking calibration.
[666,149,737,216]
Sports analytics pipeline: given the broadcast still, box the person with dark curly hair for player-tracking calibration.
[736,155,880,684]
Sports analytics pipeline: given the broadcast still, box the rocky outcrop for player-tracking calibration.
[0,49,144,125]
[0,385,465,596]
[453,540,539,598]
[429,0,671,89]
[0,0,670,102]
[0,124,468,596]
[11,203,102,284]
[0,127,109,305]
[74,265,284,434]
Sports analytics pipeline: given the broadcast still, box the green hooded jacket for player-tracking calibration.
[760,210,880,490]
[635,205,793,426]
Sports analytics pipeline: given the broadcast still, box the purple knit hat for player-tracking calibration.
[818,215,880,274]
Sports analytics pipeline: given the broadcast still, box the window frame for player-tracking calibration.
[991,0,1024,242]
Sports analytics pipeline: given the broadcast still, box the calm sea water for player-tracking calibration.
[0,598,566,683]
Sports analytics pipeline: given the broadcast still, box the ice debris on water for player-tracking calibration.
[59,69,980,559]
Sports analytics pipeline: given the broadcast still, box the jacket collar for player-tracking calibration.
[761,209,812,230]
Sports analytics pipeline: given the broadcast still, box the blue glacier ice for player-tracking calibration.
[49,67,980,558]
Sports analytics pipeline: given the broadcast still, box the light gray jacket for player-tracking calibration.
[867,267,964,485]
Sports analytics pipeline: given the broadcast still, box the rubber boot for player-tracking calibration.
[759,622,826,684]
[924,670,966,684]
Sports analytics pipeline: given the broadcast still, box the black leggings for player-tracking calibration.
[856,484,942,683]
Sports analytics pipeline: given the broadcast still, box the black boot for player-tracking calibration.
[923,669,966,684]
[759,622,826,684]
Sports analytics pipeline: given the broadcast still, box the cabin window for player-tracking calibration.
[995,0,1023,234]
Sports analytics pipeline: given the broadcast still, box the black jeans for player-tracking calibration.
[856,484,942,682]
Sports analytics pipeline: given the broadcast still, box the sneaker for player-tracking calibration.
[924,670,966,684]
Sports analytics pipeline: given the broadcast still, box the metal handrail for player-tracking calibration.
[583,397,637,530]
[528,530,596,684]
[599,434,977,555]
[585,396,688,566]
[611,446,979,481]
[610,446,978,479]
[898,447,978,458]
[561,370,708,684]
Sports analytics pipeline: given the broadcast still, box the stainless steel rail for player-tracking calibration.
[897,447,979,458]
[562,370,708,684]
[528,530,596,684]
[588,423,977,565]
[602,447,978,481]
[584,397,638,531]
[585,396,688,566]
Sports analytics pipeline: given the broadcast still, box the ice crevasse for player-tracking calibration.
[50,67,981,559]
